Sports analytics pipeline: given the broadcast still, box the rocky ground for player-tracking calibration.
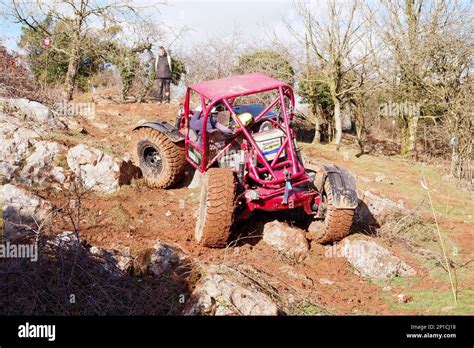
[1,97,473,315]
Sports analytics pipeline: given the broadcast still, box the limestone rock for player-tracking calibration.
[19,141,67,185]
[262,220,309,261]
[356,191,405,226]
[0,97,64,130]
[67,144,138,193]
[2,184,53,240]
[66,144,119,193]
[183,265,281,316]
[89,246,133,277]
[340,238,416,279]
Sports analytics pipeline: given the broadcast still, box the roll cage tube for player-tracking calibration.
[183,85,305,184]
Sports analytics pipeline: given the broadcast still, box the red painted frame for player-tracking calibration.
[178,74,318,217]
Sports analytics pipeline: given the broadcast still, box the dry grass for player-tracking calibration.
[375,210,474,296]
[1,178,192,315]
[377,210,436,247]
[0,233,190,315]
[0,45,56,104]
[376,210,457,270]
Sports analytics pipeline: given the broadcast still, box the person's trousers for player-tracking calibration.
[157,78,171,103]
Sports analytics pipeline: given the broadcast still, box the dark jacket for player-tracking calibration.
[155,54,172,79]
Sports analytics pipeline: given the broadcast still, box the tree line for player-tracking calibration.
[0,0,472,183]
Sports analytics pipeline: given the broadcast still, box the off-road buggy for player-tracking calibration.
[131,73,358,247]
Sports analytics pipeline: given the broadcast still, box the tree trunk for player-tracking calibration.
[408,115,419,157]
[399,115,410,155]
[64,18,83,101]
[312,119,322,144]
[334,98,342,150]
[399,114,418,157]
[65,53,79,101]
[355,117,366,155]
[312,105,321,144]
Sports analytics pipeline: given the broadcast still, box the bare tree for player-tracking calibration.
[181,31,245,85]
[371,0,471,158]
[4,0,160,100]
[419,1,473,181]
[291,0,369,150]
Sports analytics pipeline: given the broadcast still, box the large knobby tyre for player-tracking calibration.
[312,180,354,244]
[195,168,236,248]
[131,127,186,188]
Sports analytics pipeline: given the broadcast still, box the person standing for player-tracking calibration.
[154,46,172,103]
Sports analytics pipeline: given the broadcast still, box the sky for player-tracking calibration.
[158,0,299,45]
[2,0,472,52]
[0,0,302,52]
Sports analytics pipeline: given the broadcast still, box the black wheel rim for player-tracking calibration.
[142,144,162,173]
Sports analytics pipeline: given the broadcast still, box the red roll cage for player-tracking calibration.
[181,73,307,188]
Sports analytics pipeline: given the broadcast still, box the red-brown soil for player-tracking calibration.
[41,101,472,315]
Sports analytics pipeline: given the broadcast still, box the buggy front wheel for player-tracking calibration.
[195,168,236,248]
[311,180,354,243]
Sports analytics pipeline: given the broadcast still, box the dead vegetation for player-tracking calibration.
[0,174,194,315]
[379,209,473,270]
[0,235,189,315]
[0,45,52,103]
[375,208,474,307]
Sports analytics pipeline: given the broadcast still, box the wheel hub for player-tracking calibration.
[143,145,162,172]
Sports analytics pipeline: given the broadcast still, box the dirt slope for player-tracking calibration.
[43,102,473,315]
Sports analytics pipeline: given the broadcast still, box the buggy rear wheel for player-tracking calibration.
[195,168,236,248]
[312,181,354,243]
[131,127,186,188]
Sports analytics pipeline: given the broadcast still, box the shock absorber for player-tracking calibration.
[282,169,292,205]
